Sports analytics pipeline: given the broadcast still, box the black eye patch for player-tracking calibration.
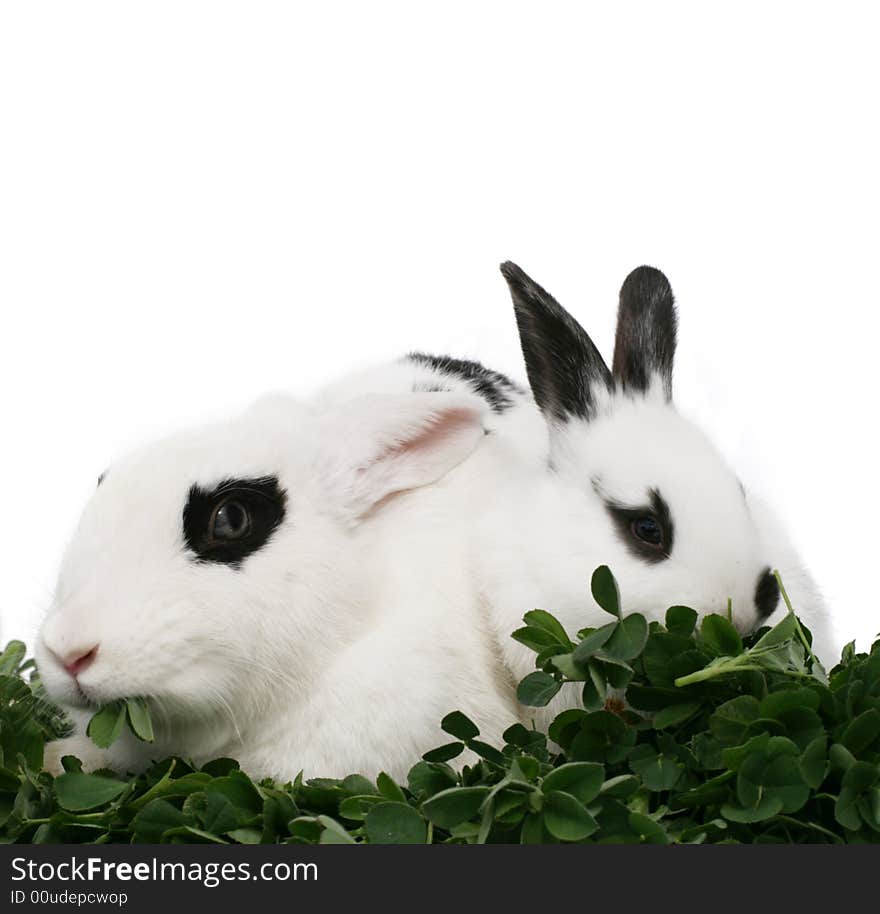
[597,485,674,564]
[182,476,286,567]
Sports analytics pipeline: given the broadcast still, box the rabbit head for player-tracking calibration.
[498,262,781,634]
[36,390,487,770]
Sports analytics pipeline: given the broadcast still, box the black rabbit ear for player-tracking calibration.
[500,261,612,423]
[612,266,677,401]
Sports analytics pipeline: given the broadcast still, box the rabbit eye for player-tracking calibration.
[596,484,674,564]
[210,499,251,541]
[183,476,287,567]
[631,515,663,546]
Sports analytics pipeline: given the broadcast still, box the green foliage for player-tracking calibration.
[87,697,155,748]
[2,568,880,844]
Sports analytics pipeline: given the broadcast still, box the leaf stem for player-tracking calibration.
[675,660,765,687]
[26,812,108,826]
[774,815,844,843]
[773,569,823,674]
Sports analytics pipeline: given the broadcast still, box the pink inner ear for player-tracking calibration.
[354,407,478,473]
[349,403,485,518]
[385,407,482,459]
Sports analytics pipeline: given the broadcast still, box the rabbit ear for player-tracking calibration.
[322,393,486,520]
[612,266,677,400]
[501,261,612,423]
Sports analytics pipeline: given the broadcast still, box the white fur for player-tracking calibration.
[37,392,519,781]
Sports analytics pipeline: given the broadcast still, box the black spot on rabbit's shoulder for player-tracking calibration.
[405,352,524,413]
[183,476,286,568]
[755,568,780,621]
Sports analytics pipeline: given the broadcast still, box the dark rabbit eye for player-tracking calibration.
[599,486,674,565]
[631,515,663,546]
[183,477,287,567]
[210,499,251,541]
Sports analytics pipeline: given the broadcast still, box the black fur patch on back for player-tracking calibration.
[500,261,612,423]
[613,266,678,401]
[405,352,523,413]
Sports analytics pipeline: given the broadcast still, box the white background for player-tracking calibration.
[1,3,877,653]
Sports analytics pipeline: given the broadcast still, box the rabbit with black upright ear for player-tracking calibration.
[319,262,834,677]
[36,390,520,780]
[475,262,835,684]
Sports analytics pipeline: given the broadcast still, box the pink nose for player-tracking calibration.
[62,645,99,677]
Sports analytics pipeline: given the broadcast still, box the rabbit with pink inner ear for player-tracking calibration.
[36,391,520,781]
[319,262,835,703]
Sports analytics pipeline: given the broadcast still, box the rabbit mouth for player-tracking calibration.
[60,670,127,711]
[70,680,106,709]
[55,679,99,711]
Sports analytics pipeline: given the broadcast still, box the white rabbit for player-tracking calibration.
[36,391,521,781]
[481,263,836,681]
[318,263,836,685]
